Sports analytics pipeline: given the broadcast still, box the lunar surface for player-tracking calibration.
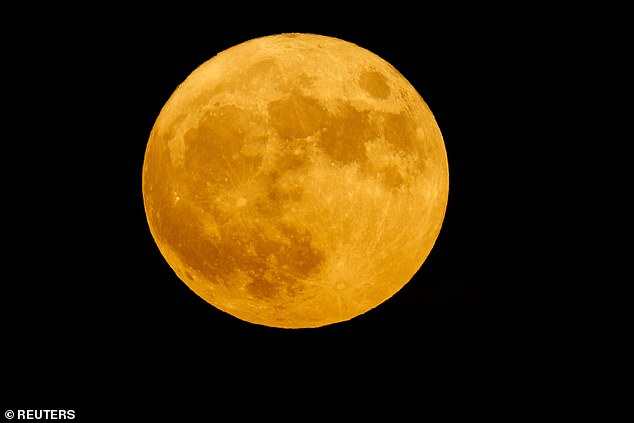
[142,33,449,328]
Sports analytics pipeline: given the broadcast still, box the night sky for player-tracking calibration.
[5,3,627,421]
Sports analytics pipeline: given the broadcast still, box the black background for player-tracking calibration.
[4,3,628,421]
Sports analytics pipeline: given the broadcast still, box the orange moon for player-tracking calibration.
[142,33,449,328]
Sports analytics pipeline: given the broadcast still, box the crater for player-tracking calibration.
[359,70,391,99]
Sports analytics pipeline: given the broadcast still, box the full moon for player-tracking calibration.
[142,33,448,328]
